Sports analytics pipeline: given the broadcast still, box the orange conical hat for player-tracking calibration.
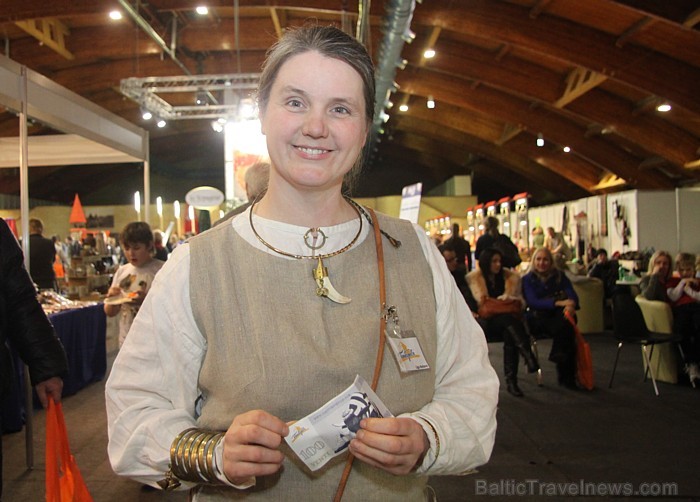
[69,193,87,224]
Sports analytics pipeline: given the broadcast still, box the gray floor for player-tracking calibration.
[2,327,699,501]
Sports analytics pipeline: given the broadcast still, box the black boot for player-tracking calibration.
[504,345,524,397]
[506,325,540,374]
[557,360,578,390]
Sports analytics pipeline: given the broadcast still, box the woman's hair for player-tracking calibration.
[478,248,503,278]
[675,252,695,271]
[484,216,499,235]
[647,250,673,279]
[256,25,376,192]
[120,222,154,248]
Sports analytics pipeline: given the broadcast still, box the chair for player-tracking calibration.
[609,293,684,396]
[635,296,679,384]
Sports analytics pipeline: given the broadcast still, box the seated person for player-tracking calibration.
[666,253,700,384]
[522,247,579,390]
[467,248,539,397]
[588,248,619,298]
[441,243,477,313]
[639,250,673,301]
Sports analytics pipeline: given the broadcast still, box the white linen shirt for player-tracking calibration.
[106,208,499,488]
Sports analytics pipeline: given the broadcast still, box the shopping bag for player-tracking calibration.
[564,311,594,390]
[45,398,93,502]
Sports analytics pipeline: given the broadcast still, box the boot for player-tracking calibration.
[504,345,524,397]
[557,360,578,390]
[505,325,540,374]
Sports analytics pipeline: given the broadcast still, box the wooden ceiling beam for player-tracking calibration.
[399,68,675,188]
[14,18,74,60]
[418,0,700,116]
[411,41,698,168]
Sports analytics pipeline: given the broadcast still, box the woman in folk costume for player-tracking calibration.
[467,248,539,397]
[106,25,498,501]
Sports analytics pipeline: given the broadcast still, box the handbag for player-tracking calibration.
[46,398,93,502]
[478,296,522,319]
[564,311,594,391]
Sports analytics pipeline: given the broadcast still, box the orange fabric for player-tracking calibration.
[53,255,65,279]
[69,194,87,224]
[564,311,594,391]
[45,399,93,502]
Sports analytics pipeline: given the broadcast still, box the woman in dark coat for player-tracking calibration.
[522,247,579,390]
[467,248,539,397]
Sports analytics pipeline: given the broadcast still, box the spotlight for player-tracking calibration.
[109,10,122,20]
[427,95,435,109]
[536,133,544,147]
[211,120,224,133]
[399,104,409,112]
[195,6,209,15]
[195,90,208,106]
[157,118,166,128]
[423,49,436,59]
[141,109,152,120]
[656,103,671,112]
[563,146,571,153]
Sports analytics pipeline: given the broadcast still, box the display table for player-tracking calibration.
[1,304,106,433]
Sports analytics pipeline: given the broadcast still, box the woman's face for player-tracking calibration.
[490,254,502,275]
[654,256,670,277]
[534,251,552,274]
[260,51,368,194]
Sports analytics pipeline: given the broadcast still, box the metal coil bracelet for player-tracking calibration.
[159,428,225,489]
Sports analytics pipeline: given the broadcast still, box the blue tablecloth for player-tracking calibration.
[1,304,106,433]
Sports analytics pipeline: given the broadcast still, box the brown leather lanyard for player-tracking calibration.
[333,207,387,502]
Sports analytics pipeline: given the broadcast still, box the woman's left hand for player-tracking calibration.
[349,417,429,475]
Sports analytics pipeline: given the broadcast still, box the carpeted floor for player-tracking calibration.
[2,322,699,501]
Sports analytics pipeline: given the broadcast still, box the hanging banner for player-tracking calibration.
[399,182,422,223]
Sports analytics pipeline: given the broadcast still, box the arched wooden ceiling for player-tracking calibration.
[1,0,698,206]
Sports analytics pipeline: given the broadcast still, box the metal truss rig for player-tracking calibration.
[120,73,261,121]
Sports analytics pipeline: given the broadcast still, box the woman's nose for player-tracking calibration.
[302,109,328,138]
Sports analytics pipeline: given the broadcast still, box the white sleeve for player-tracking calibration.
[105,243,205,489]
[666,280,685,302]
[399,226,499,475]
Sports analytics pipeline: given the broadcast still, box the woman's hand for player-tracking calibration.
[555,298,576,314]
[221,410,289,485]
[349,417,429,475]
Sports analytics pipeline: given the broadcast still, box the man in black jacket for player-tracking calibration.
[28,218,56,290]
[0,218,68,496]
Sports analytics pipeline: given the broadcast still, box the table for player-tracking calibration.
[1,304,106,433]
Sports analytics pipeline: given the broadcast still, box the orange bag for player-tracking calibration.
[45,399,93,502]
[564,311,594,390]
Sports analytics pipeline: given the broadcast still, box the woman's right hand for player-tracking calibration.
[222,410,289,485]
[555,298,576,312]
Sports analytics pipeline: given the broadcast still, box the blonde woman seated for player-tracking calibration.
[522,247,579,390]
[468,248,539,397]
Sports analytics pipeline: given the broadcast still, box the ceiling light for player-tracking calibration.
[427,95,435,109]
[423,49,436,59]
[399,104,409,112]
[211,120,224,133]
[141,109,152,120]
[656,103,671,112]
[536,133,544,147]
[195,6,209,15]
[195,90,208,106]
[157,118,166,128]
[563,146,571,153]
[109,10,122,20]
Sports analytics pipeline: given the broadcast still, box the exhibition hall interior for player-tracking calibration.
[1,1,699,500]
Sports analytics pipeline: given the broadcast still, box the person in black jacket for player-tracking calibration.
[28,218,56,290]
[0,218,68,496]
